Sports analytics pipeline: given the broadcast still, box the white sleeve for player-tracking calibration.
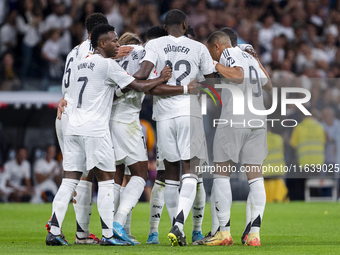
[221,48,243,68]
[107,59,135,89]
[238,44,254,51]
[141,40,157,66]
[199,45,214,75]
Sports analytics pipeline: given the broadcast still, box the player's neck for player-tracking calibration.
[168,28,184,38]
[95,48,108,58]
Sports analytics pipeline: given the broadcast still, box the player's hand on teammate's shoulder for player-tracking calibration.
[113,46,134,59]
[57,99,67,120]
[244,46,258,59]
[188,79,201,95]
[160,66,172,82]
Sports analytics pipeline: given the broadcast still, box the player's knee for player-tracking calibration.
[156,170,165,182]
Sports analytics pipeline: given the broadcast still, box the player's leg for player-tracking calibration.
[114,163,125,218]
[157,119,180,228]
[203,161,234,246]
[47,171,82,246]
[73,171,100,244]
[170,116,206,246]
[244,165,265,246]
[147,166,165,244]
[120,169,140,245]
[113,159,147,245]
[242,129,267,246]
[191,159,207,243]
[241,195,251,245]
[46,135,84,246]
[87,134,128,246]
[164,159,180,226]
[202,127,244,246]
[191,174,205,242]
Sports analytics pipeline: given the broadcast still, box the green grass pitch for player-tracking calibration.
[0,202,339,254]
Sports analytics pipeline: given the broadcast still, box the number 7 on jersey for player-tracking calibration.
[77,76,88,108]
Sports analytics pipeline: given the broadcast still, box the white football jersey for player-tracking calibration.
[143,35,214,121]
[61,39,94,116]
[77,39,94,60]
[218,47,268,129]
[111,44,145,123]
[65,54,135,137]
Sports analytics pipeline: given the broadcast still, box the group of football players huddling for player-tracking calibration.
[45,9,271,248]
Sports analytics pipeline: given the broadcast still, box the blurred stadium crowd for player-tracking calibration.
[0,0,340,202]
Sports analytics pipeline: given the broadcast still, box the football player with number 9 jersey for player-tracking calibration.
[203,31,272,247]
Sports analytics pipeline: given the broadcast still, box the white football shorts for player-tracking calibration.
[63,133,116,176]
[109,119,148,166]
[157,116,207,162]
[214,127,267,165]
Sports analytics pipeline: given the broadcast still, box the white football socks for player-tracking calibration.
[174,174,198,232]
[113,183,121,217]
[115,176,146,226]
[51,178,79,236]
[248,177,266,234]
[97,180,114,238]
[243,194,252,234]
[192,177,205,232]
[164,179,180,226]
[149,180,165,235]
[73,180,92,238]
[213,176,232,232]
[210,183,219,235]
[125,211,132,235]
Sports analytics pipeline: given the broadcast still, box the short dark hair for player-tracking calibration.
[185,25,195,38]
[85,13,108,34]
[207,31,230,45]
[220,27,237,47]
[165,9,187,26]
[91,24,115,48]
[146,26,167,40]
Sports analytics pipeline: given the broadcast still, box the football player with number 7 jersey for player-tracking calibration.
[46,24,171,246]
[51,13,109,245]
[203,31,272,247]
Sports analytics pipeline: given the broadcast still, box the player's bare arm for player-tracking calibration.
[256,58,273,94]
[133,61,155,80]
[113,45,134,59]
[215,63,244,84]
[57,97,67,120]
[118,61,155,94]
[148,79,201,96]
[127,66,171,92]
